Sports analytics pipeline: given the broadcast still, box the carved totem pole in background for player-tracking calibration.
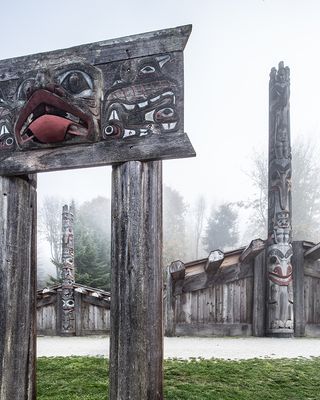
[267,61,293,337]
[61,204,75,335]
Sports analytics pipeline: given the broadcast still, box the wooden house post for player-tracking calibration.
[266,62,293,337]
[110,160,163,399]
[0,175,37,399]
[60,204,76,335]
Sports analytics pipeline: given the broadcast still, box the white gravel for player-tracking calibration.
[37,336,320,360]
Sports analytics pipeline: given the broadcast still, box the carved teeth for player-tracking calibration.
[110,110,120,120]
[123,129,136,138]
[161,122,177,130]
[138,101,148,108]
[150,95,160,103]
[140,129,148,136]
[66,113,80,124]
[123,103,135,111]
[162,91,174,98]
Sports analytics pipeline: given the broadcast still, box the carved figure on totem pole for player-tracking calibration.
[267,61,293,336]
[61,205,75,334]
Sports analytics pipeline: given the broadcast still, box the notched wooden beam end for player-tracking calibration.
[205,250,224,274]
[169,260,185,281]
[239,238,265,264]
[304,241,320,260]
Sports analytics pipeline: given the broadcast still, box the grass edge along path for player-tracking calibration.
[37,356,320,400]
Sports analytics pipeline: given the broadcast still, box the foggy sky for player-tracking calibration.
[1,0,320,209]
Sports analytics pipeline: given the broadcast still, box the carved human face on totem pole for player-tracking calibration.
[0,26,194,174]
[267,61,293,335]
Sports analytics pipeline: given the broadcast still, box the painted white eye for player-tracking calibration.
[17,78,36,101]
[5,137,14,146]
[140,65,156,74]
[58,70,93,97]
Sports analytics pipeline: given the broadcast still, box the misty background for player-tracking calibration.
[1,0,320,287]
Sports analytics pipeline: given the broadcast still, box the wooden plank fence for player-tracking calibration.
[165,240,320,338]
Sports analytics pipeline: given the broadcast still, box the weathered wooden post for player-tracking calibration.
[111,160,163,398]
[0,25,194,399]
[0,175,37,399]
[266,61,293,337]
[59,204,75,335]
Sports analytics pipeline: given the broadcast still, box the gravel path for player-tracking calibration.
[37,336,320,360]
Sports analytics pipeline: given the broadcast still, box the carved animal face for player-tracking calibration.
[0,63,102,150]
[267,244,292,286]
[102,55,179,139]
[0,93,15,151]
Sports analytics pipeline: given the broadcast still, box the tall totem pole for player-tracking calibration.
[61,204,75,335]
[267,61,293,337]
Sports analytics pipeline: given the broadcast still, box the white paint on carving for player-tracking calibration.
[0,124,9,136]
[123,103,135,110]
[140,129,148,136]
[150,95,160,103]
[138,100,148,108]
[145,110,155,122]
[110,110,119,120]
[123,129,136,138]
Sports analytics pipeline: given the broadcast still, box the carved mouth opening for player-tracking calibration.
[269,271,292,286]
[15,89,92,145]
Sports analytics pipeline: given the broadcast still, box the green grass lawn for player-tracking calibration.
[37,356,320,399]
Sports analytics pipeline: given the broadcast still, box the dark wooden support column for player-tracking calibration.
[266,62,293,337]
[292,241,305,337]
[110,160,163,400]
[0,175,37,400]
[252,250,266,336]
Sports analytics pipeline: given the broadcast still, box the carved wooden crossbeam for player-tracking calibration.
[239,239,265,264]
[204,250,224,274]
[304,242,320,260]
[0,25,195,175]
[169,260,185,281]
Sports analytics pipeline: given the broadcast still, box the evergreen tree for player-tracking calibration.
[74,197,111,290]
[163,185,187,266]
[202,203,239,252]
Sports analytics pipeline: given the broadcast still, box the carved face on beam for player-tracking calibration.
[0,63,102,150]
[102,55,179,139]
[0,92,15,150]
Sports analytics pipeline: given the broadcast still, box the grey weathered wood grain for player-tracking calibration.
[169,260,185,280]
[205,250,224,274]
[0,175,37,400]
[304,242,320,260]
[239,239,265,264]
[110,160,163,400]
[292,241,305,336]
[165,266,176,336]
[252,251,266,336]
[0,132,195,175]
[0,25,192,80]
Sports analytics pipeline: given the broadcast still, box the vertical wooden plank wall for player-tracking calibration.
[0,175,37,400]
[252,251,266,336]
[110,160,163,400]
[292,241,305,337]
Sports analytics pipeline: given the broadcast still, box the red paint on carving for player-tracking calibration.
[28,115,72,143]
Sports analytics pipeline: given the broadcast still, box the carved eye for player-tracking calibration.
[58,70,93,97]
[269,256,278,264]
[140,65,156,74]
[17,78,36,101]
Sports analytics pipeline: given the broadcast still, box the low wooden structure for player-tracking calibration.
[165,239,320,337]
[37,283,110,336]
